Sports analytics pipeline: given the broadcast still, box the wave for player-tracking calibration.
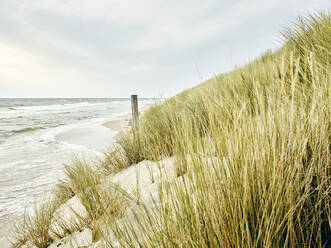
[0,101,123,119]
[9,102,91,111]
[0,102,92,118]
[12,127,44,134]
[22,117,109,146]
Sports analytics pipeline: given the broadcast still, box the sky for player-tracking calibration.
[0,0,329,98]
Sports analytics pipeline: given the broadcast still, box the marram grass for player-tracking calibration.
[13,11,330,248]
[104,11,331,248]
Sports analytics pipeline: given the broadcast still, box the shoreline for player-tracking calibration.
[0,122,123,248]
[102,113,130,132]
[0,103,153,247]
[102,103,152,133]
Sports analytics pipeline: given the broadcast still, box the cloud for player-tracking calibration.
[133,0,279,51]
[0,0,329,97]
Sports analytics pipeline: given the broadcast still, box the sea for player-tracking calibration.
[0,98,152,240]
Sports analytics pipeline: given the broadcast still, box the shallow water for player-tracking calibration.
[0,98,152,240]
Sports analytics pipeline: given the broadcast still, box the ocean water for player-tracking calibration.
[0,98,152,235]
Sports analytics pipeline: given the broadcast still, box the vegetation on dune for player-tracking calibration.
[13,11,330,248]
[105,12,331,247]
[13,201,57,248]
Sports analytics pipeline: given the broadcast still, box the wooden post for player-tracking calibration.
[131,95,139,132]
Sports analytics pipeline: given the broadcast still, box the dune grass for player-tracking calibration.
[12,11,330,248]
[55,160,130,240]
[101,129,144,175]
[13,201,57,248]
[12,158,129,247]
[102,11,331,247]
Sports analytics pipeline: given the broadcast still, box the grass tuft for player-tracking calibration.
[13,201,56,248]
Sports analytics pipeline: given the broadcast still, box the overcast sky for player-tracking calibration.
[0,0,328,98]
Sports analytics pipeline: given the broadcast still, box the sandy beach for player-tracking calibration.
[0,101,153,247]
[102,104,152,133]
[102,113,131,132]
[0,122,129,248]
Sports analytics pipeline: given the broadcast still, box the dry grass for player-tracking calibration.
[13,201,56,248]
[57,160,130,240]
[101,129,146,175]
[52,178,75,207]
[103,11,331,247]
[13,157,130,247]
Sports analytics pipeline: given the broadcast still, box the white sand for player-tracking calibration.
[56,125,117,151]
[102,118,130,132]
[48,157,176,248]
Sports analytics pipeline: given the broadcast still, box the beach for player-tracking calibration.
[0,5,329,248]
[0,99,152,247]
[102,114,130,132]
[102,104,151,132]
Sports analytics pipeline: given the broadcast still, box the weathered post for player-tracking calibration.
[131,95,139,132]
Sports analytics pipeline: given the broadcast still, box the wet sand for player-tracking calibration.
[102,113,131,132]
[56,124,117,151]
[102,104,152,132]
[0,217,17,248]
